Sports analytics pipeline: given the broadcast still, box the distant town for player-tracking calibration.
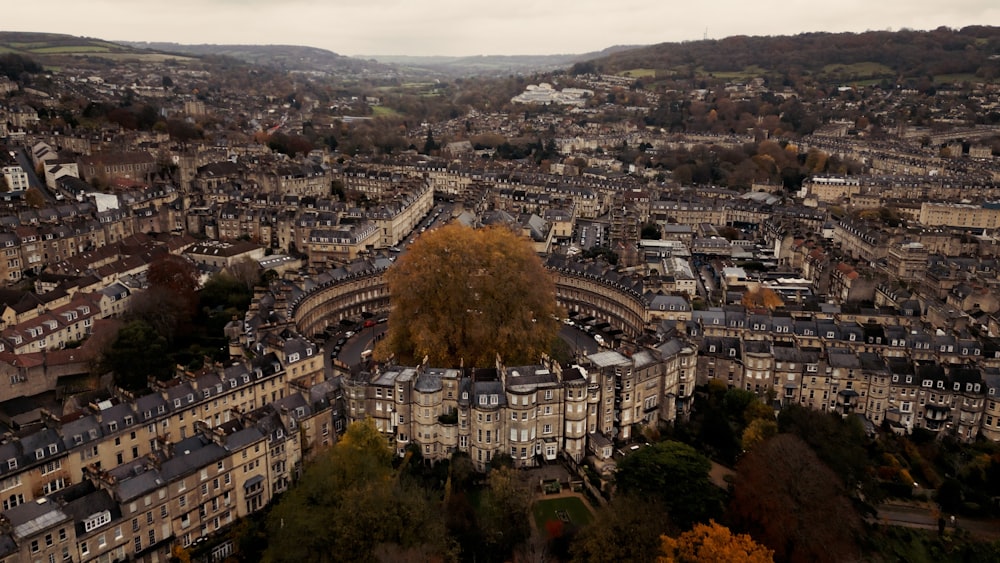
[1,26,1000,562]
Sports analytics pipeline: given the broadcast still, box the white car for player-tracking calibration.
[594,334,605,346]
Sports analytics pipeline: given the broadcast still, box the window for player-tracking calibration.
[134,537,142,552]
[543,424,552,434]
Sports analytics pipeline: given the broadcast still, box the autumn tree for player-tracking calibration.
[146,254,200,319]
[727,434,862,563]
[23,187,45,208]
[741,287,783,311]
[380,223,560,367]
[615,441,722,528]
[658,520,773,563]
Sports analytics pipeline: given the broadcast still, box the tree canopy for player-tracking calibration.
[615,440,722,528]
[727,434,862,563]
[659,520,773,563]
[379,223,560,367]
[263,419,453,563]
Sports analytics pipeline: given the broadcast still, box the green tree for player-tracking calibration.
[422,128,438,154]
[572,496,665,563]
[263,419,453,563]
[102,319,171,390]
[479,466,532,560]
[615,441,722,528]
[641,222,662,240]
[380,223,560,367]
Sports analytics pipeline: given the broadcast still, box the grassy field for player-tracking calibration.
[821,61,894,79]
[933,73,980,84]
[532,496,594,531]
[696,64,768,81]
[33,46,110,54]
[371,106,402,118]
[619,68,656,78]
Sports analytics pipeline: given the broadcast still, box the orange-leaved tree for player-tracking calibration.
[379,223,560,367]
[658,520,773,563]
[741,287,783,311]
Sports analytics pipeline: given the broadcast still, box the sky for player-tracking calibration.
[5,0,1000,57]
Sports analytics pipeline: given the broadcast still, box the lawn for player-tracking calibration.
[532,496,594,532]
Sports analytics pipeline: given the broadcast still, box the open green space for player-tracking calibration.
[696,65,767,80]
[371,106,402,118]
[620,68,656,78]
[32,45,110,54]
[821,61,894,79]
[933,73,980,84]
[532,496,594,531]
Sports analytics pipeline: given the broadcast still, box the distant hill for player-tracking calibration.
[368,46,641,76]
[584,26,1000,85]
[122,42,391,76]
[0,31,193,63]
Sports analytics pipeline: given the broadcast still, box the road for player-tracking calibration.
[13,147,56,203]
[328,324,387,368]
[875,501,1000,541]
[326,322,601,371]
[559,324,601,358]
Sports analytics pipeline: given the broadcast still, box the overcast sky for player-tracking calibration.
[5,1,999,57]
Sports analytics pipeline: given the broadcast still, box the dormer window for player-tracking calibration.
[479,395,487,405]
[35,449,44,460]
[124,415,133,425]
[954,382,961,391]
[48,444,57,454]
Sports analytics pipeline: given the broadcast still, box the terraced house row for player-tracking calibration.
[687,307,1000,441]
[0,351,347,563]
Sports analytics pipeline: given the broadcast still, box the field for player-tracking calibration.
[371,106,401,118]
[532,496,594,532]
[695,64,768,81]
[619,68,656,78]
[821,62,894,80]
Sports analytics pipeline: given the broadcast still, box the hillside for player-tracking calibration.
[584,26,1000,85]
[123,41,391,76]
[0,31,193,64]
[369,45,640,77]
